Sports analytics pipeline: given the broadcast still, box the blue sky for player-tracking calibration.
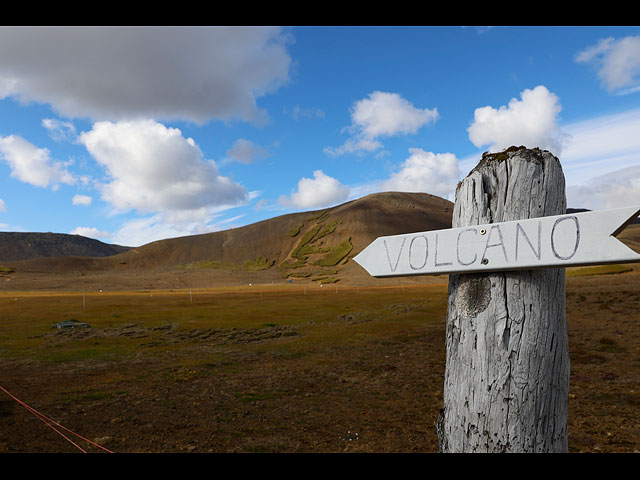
[0,26,639,246]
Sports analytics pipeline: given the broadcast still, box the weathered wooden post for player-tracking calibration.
[353,145,640,453]
[436,146,569,452]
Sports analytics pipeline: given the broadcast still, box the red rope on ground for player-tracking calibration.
[0,384,114,453]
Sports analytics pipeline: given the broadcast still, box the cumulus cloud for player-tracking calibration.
[325,91,438,156]
[380,148,460,198]
[351,91,439,138]
[77,120,249,217]
[467,85,567,154]
[0,197,6,212]
[279,170,350,209]
[0,26,292,124]
[72,194,92,206]
[566,165,640,210]
[42,118,77,142]
[226,138,268,164]
[575,35,640,94]
[0,134,75,189]
[70,226,111,240]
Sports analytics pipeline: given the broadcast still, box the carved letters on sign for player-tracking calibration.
[384,216,578,271]
[355,206,640,277]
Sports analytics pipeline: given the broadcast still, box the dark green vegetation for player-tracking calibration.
[288,223,304,237]
[312,238,353,267]
[181,257,275,272]
[280,212,352,282]
[0,265,15,275]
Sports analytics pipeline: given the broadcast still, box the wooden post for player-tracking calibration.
[436,146,570,453]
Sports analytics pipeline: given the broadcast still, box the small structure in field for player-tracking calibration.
[53,320,91,329]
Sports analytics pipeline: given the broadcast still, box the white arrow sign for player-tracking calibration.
[354,205,640,277]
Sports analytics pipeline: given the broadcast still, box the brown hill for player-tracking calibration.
[104,191,453,276]
[618,223,640,253]
[3,192,453,287]
[0,232,131,262]
[3,192,639,291]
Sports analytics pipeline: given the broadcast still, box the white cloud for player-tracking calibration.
[467,85,567,154]
[289,104,325,121]
[575,36,640,94]
[254,198,267,212]
[458,106,640,187]
[0,77,17,98]
[345,148,461,202]
[566,165,640,210]
[0,26,292,124]
[109,213,224,247]
[323,137,384,157]
[72,194,92,206]
[459,105,640,211]
[78,119,249,215]
[219,214,245,225]
[70,226,111,240]
[0,134,75,189]
[0,197,6,212]
[380,148,460,199]
[279,170,350,209]
[325,91,438,156]
[42,118,77,142]
[226,138,268,164]
[560,107,640,185]
[351,91,439,138]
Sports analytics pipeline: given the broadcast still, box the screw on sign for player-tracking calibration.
[354,146,640,453]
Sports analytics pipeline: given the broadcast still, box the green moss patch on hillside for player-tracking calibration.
[290,225,322,262]
[242,257,275,271]
[0,265,15,276]
[182,260,224,270]
[312,238,353,267]
[312,276,339,284]
[182,257,275,272]
[288,223,304,237]
[281,214,350,278]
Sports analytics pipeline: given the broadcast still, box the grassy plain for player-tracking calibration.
[1,266,639,453]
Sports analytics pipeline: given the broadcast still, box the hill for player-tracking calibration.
[0,232,131,262]
[1,192,454,288]
[2,192,638,291]
[106,191,453,271]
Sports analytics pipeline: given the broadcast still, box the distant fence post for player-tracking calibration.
[436,147,570,453]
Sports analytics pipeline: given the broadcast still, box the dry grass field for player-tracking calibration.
[1,263,639,453]
[1,202,638,453]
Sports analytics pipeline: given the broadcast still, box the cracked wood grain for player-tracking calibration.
[437,147,570,453]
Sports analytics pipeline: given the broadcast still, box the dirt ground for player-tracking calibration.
[0,266,639,454]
